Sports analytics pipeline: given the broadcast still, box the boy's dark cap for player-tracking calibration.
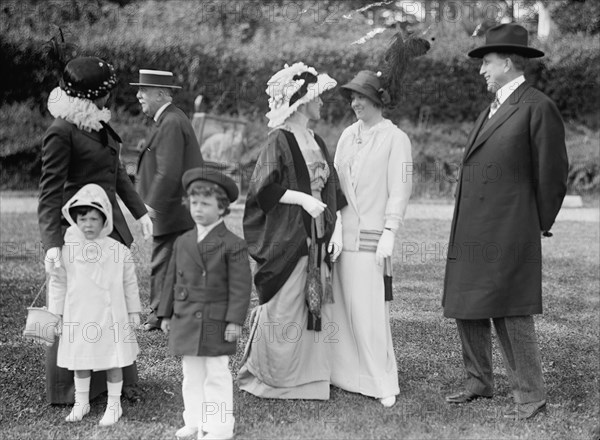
[182,163,239,202]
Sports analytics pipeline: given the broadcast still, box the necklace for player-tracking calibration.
[356,123,363,144]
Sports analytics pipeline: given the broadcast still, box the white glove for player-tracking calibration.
[44,247,62,272]
[145,204,157,220]
[161,318,171,335]
[279,190,326,219]
[55,315,63,337]
[328,213,343,262]
[138,213,153,239]
[375,229,395,266]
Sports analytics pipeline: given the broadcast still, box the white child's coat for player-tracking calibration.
[48,184,141,371]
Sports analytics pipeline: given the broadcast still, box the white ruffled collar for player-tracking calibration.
[47,87,111,132]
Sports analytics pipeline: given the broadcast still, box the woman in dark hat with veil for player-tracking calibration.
[38,56,152,404]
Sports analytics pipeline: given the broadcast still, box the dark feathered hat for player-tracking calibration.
[381,32,431,106]
[60,57,117,100]
[340,70,390,107]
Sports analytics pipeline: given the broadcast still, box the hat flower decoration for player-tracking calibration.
[265,62,337,128]
[47,56,116,132]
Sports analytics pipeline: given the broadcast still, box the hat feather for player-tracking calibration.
[382,32,431,106]
[45,27,78,72]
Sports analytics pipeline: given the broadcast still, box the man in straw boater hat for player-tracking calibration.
[132,69,204,331]
[442,23,568,419]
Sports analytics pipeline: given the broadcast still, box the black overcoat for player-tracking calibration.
[442,84,568,319]
[136,104,203,236]
[38,118,147,249]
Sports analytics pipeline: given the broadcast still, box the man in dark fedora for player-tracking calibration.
[442,23,568,419]
[132,69,203,331]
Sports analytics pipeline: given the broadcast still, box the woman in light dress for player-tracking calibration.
[328,70,412,407]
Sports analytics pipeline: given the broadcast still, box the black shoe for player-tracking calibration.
[503,400,546,420]
[445,390,492,404]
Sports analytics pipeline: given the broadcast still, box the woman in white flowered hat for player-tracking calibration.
[38,56,152,405]
[237,62,345,400]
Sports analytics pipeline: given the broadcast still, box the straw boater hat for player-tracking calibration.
[468,23,544,59]
[130,69,182,89]
[265,62,337,128]
[182,164,239,203]
[60,57,117,100]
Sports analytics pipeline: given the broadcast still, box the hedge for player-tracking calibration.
[2,101,598,197]
[1,32,598,127]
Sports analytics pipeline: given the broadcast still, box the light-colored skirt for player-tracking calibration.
[329,250,399,398]
[237,256,331,400]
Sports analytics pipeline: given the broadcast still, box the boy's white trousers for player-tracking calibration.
[182,355,234,437]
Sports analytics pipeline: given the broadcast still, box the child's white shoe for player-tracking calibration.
[65,402,90,422]
[98,401,123,426]
[379,395,396,407]
[175,426,199,438]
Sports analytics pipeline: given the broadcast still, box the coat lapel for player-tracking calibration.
[137,105,172,166]
[198,222,227,257]
[465,83,529,161]
[79,129,118,153]
[463,108,489,159]
[181,228,206,270]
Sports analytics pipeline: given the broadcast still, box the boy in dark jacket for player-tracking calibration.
[159,166,251,440]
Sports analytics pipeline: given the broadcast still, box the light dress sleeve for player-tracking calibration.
[384,128,413,232]
[47,263,67,316]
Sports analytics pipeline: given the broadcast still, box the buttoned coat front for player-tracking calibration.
[157,222,252,356]
[442,84,568,319]
[136,104,203,236]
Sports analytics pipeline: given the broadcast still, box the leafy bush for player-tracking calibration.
[0,101,49,189]
[1,1,598,127]
[2,98,598,196]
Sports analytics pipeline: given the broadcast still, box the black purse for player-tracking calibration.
[305,219,323,331]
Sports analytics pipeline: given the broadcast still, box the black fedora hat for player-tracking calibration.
[182,163,239,203]
[468,23,544,59]
[130,69,182,89]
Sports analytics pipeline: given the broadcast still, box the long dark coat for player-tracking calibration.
[242,129,346,305]
[157,222,251,356]
[136,104,203,236]
[442,84,568,319]
[38,118,147,250]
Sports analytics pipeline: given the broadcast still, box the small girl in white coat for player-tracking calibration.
[48,183,141,426]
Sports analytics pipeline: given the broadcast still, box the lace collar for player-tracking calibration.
[47,87,111,132]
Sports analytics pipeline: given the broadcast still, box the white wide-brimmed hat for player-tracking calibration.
[265,62,337,128]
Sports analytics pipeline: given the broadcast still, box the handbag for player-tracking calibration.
[23,279,60,346]
[305,219,323,331]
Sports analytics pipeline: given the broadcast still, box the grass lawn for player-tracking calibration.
[1,208,598,439]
